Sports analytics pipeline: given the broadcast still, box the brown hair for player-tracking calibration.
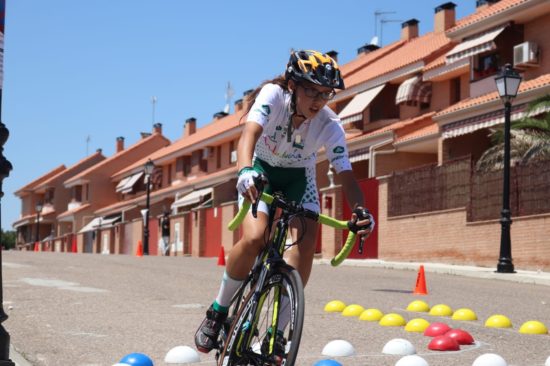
[240,75,290,122]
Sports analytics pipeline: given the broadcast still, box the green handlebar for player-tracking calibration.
[228,192,357,266]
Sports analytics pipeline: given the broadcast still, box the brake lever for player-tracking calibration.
[358,235,366,254]
[251,174,268,218]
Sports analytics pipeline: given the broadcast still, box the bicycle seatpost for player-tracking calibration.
[251,174,268,218]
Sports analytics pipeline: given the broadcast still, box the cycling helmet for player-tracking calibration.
[286,50,345,90]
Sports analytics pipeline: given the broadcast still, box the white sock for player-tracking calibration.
[214,271,244,310]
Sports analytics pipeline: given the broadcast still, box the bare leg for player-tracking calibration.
[284,219,318,286]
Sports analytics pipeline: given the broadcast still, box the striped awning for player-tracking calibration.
[116,171,143,194]
[78,215,121,234]
[171,187,213,209]
[396,76,421,105]
[446,26,506,64]
[338,84,385,124]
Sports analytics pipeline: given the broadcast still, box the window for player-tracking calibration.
[450,77,461,105]
[72,185,82,202]
[216,146,222,169]
[473,53,498,79]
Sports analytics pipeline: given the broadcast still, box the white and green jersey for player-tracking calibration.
[247,83,351,173]
[245,83,351,213]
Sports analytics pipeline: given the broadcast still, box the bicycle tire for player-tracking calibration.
[217,265,304,366]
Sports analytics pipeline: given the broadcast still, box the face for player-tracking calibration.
[290,81,335,119]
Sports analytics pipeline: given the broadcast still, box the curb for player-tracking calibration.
[314,259,550,286]
[10,345,33,366]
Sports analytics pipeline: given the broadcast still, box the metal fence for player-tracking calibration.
[388,155,550,221]
[387,156,471,217]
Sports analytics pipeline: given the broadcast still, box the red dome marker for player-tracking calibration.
[428,335,460,351]
[424,322,451,337]
[445,328,475,345]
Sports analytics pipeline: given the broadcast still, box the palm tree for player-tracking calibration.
[475,94,550,172]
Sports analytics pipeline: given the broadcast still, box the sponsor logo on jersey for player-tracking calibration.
[332,146,345,154]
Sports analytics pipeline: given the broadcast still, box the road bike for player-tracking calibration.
[215,177,364,366]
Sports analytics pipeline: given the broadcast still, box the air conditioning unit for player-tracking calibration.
[230,150,237,163]
[513,41,539,69]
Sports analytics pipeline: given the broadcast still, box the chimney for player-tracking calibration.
[153,122,162,134]
[326,50,338,62]
[116,137,124,153]
[213,111,229,120]
[434,2,456,33]
[476,0,500,9]
[234,98,243,112]
[357,43,380,55]
[140,132,152,139]
[96,148,102,154]
[184,117,196,137]
[401,19,419,41]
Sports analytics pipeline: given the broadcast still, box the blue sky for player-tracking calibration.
[2,0,476,230]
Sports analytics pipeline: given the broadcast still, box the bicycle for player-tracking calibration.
[215,176,365,366]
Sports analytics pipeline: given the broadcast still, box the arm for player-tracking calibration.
[236,122,263,202]
[339,170,374,237]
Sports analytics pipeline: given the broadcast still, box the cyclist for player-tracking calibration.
[195,50,374,357]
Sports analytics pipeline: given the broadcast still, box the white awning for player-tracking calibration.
[395,76,421,105]
[349,153,370,163]
[171,187,213,209]
[116,172,143,194]
[78,215,121,234]
[338,84,385,124]
[446,26,506,64]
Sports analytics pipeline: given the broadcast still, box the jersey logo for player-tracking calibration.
[332,146,345,154]
[261,104,271,116]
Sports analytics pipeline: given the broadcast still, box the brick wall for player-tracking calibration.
[378,178,550,271]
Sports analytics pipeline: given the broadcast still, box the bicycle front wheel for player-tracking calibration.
[218,265,304,366]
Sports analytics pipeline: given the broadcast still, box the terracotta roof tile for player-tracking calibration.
[66,133,170,185]
[395,121,439,144]
[424,54,447,72]
[435,73,550,117]
[345,32,453,88]
[448,0,529,33]
[35,151,105,190]
[56,203,91,219]
[349,112,436,143]
[340,40,406,79]
[14,165,66,196]
[116,112,245,178]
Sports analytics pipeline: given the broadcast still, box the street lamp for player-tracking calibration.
[35,201,43,245]
[142,159,155,255]
[494,63,522,273]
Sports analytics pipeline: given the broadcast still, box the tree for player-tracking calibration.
[1,229,16,249]
[475,95,550,172]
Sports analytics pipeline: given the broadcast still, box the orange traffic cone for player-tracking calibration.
[413,265,428,295]
[136,240,143,257]
[71,237,77,253]
[34,241,40,252]
[217,246,226,266]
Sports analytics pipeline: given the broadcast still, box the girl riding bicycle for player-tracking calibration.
[195,50,374,358]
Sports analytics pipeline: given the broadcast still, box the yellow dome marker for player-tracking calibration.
[324,300,346,313]
[452,308,477,321]
[359,308,384,321]
[429,304,453,317]
[379,313,407,327]
[342,304,365,317]
[485,314,512,328]
[406,300,430,312]
[405,318,430,332]
[519,320,548,334]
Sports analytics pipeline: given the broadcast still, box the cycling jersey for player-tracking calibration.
[245,83,352,213]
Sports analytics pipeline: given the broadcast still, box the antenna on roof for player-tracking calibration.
[151,96,157,127]
[224,82,234,114]
[86,135,91,156]
[374,10,396,43]
[380,18,403,47]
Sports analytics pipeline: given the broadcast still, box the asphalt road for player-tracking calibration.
[2,251,550,366]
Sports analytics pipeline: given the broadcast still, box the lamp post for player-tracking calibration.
[142,159,155,255]
[494,63,522,273]
[35,201,43,246]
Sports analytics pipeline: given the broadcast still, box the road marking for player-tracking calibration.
[20,278,107,293]
[172,303,204,309]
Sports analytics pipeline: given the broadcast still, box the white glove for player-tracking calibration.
[236,167,259,196]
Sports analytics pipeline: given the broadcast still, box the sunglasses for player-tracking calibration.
[299,85,336,101]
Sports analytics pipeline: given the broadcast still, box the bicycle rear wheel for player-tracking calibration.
[217,265,304,366]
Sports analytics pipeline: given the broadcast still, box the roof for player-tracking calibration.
[424,54,447,72]
[14,165,66,196]
[345,32,453,89]
[435,73,550,117]
[34,151,105,191]
[395,120,439,144]
[348,112,436,143]
[56,203,91,219]
[65,132,170,185]
[340,40,406,79]
[114,111,245,178]
[447,0,530,34]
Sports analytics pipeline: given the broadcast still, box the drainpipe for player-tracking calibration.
[368,138,395,178]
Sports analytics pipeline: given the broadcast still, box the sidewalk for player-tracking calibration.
[315,258,550,286]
